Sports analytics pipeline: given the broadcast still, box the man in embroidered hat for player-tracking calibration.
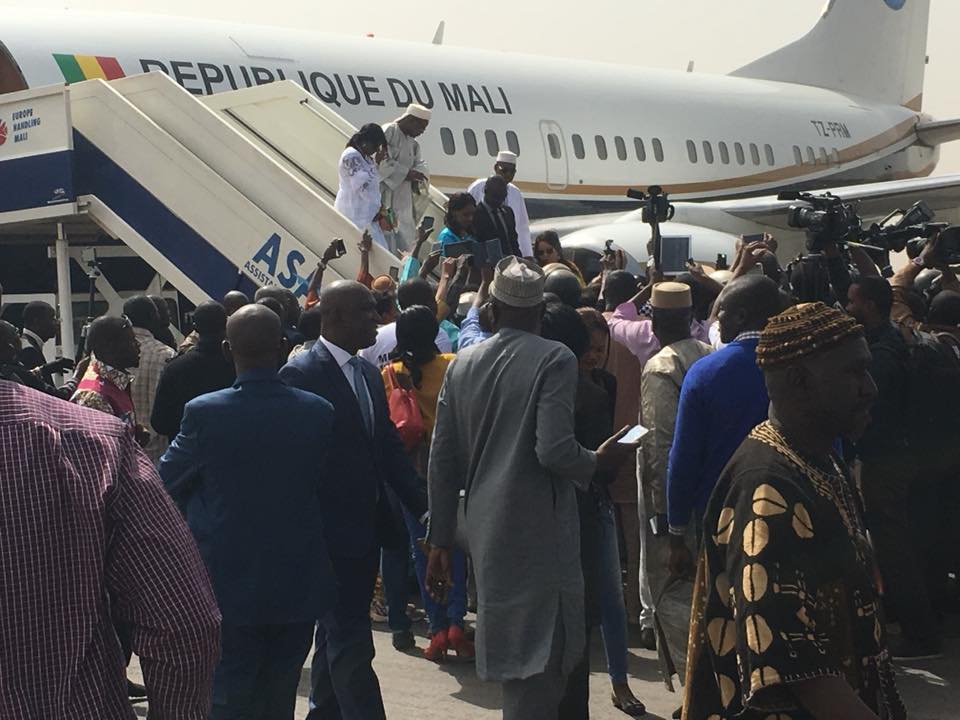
[426,256,637,720]
[638,282,713,683]
[684,302,905,720]
[379,103,432,253]
[469,149,532,257]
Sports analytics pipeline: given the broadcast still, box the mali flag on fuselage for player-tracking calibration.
[53,54,126,83]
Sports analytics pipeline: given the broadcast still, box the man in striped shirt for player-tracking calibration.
[0,379,221,717]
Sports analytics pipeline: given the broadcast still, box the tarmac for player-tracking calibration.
[131,617,960,719]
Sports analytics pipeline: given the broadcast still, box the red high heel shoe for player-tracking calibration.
[423,627,449,662]
[446,624,475,660]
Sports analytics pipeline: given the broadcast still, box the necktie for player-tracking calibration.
[348,356,374,435]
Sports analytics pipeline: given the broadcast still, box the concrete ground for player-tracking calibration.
[132,619,960,719]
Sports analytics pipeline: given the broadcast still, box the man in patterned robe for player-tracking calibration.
[683,303,906,720]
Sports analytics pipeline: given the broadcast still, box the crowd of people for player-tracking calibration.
[2,105,960,720]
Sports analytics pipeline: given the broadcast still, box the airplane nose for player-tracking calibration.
[0,41,28,95]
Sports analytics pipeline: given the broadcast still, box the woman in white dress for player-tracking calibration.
[334,123,389,250]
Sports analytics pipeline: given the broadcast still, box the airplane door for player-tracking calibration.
[539,120,568,190]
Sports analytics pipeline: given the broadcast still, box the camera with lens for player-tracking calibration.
[905,225,960,264]
[627,185,676,225]
[779,191,862,252]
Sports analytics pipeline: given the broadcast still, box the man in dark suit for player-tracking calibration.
[151,301,236,441]
[159,304,338,720]
[17,301,74,386]
[280,281,428,720]
[472,174,521,258]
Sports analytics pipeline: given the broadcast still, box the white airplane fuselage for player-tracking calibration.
[0,8,938,216]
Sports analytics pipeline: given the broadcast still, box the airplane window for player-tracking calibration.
[765,144,775,166]
[718,141,730,165]
[806,146,816,164]
[615,136,627,161]
[749,143,761,166]
[830,147,840,165]
[572,134,585,160]
[464,129,479,156]
[652,138,664,162]
[595,136,608,160]
[548,133,562,159]
[735,142,745,165]
[441,128,456,156]
[634,138,646,162]
[702,141,714,165]
[506,130,520,156]
[687,140,698,164]
[485,130,500,156]
[819,147,829,165]
[793,146,803,165]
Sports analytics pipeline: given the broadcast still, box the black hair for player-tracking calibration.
[347,123,387,153]
[255,286,300,326]
[852,276,893,319]
[395,305,439,389]
[256,297,286,326]
[192,301,227,337]
[86,315,131,358]
[22,301,55,328]
[541,301,589,359]
[374,289,397,319]
[544,269,582,308]
[397,278,435,310]
[444,192,477,232]
[122,295,159,331]
[298,306,324,341]
[535,230,564,260]
[929,290,960,326]
[603,270,638,310]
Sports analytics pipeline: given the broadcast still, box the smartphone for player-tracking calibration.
[388,266,400,282]
[743,233,765,245]
[333,238,347,258]
[421,216,436,230]
[604,239,615,252]
[658,236,692,275]
[618,425,650,445]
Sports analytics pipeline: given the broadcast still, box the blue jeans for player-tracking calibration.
[402,509,467,634]
[596,500,629,684]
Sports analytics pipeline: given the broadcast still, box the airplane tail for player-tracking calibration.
[730,0,930,110]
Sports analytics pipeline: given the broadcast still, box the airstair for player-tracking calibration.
[0,72,446,314]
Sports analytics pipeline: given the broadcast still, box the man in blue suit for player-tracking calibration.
[280,280,428,720]
[160,304,337,720]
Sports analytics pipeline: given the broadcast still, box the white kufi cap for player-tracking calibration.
[400,103,432,121]
[496,150,518,165]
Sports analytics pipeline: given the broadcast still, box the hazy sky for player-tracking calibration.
[7,0,960,173]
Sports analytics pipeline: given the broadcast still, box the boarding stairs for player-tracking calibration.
[0,72,446,308]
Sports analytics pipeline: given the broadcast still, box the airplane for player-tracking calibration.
[1,0,958,228]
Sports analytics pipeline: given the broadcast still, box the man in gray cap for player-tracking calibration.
[426,257,635,720]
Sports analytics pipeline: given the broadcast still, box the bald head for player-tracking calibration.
[0,320,20,362]
[223,291,250,316]
[319,281,380,355]
[226,304,283,373]
[717,275,781,343]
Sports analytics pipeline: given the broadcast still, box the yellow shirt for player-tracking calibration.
[382,353,455,437]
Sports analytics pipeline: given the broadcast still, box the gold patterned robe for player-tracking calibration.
[682,421,906,720]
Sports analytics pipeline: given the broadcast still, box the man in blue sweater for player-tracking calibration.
[666,275,783,577]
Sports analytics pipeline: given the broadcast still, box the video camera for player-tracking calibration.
[626,185,676,271]
[778,191,862,252]
[779,190,960,262]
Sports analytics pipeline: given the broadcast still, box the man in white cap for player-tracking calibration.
[468,150,532,257]
[379,103,431,253]
[637,282,712,695]
[426,257,636,720]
